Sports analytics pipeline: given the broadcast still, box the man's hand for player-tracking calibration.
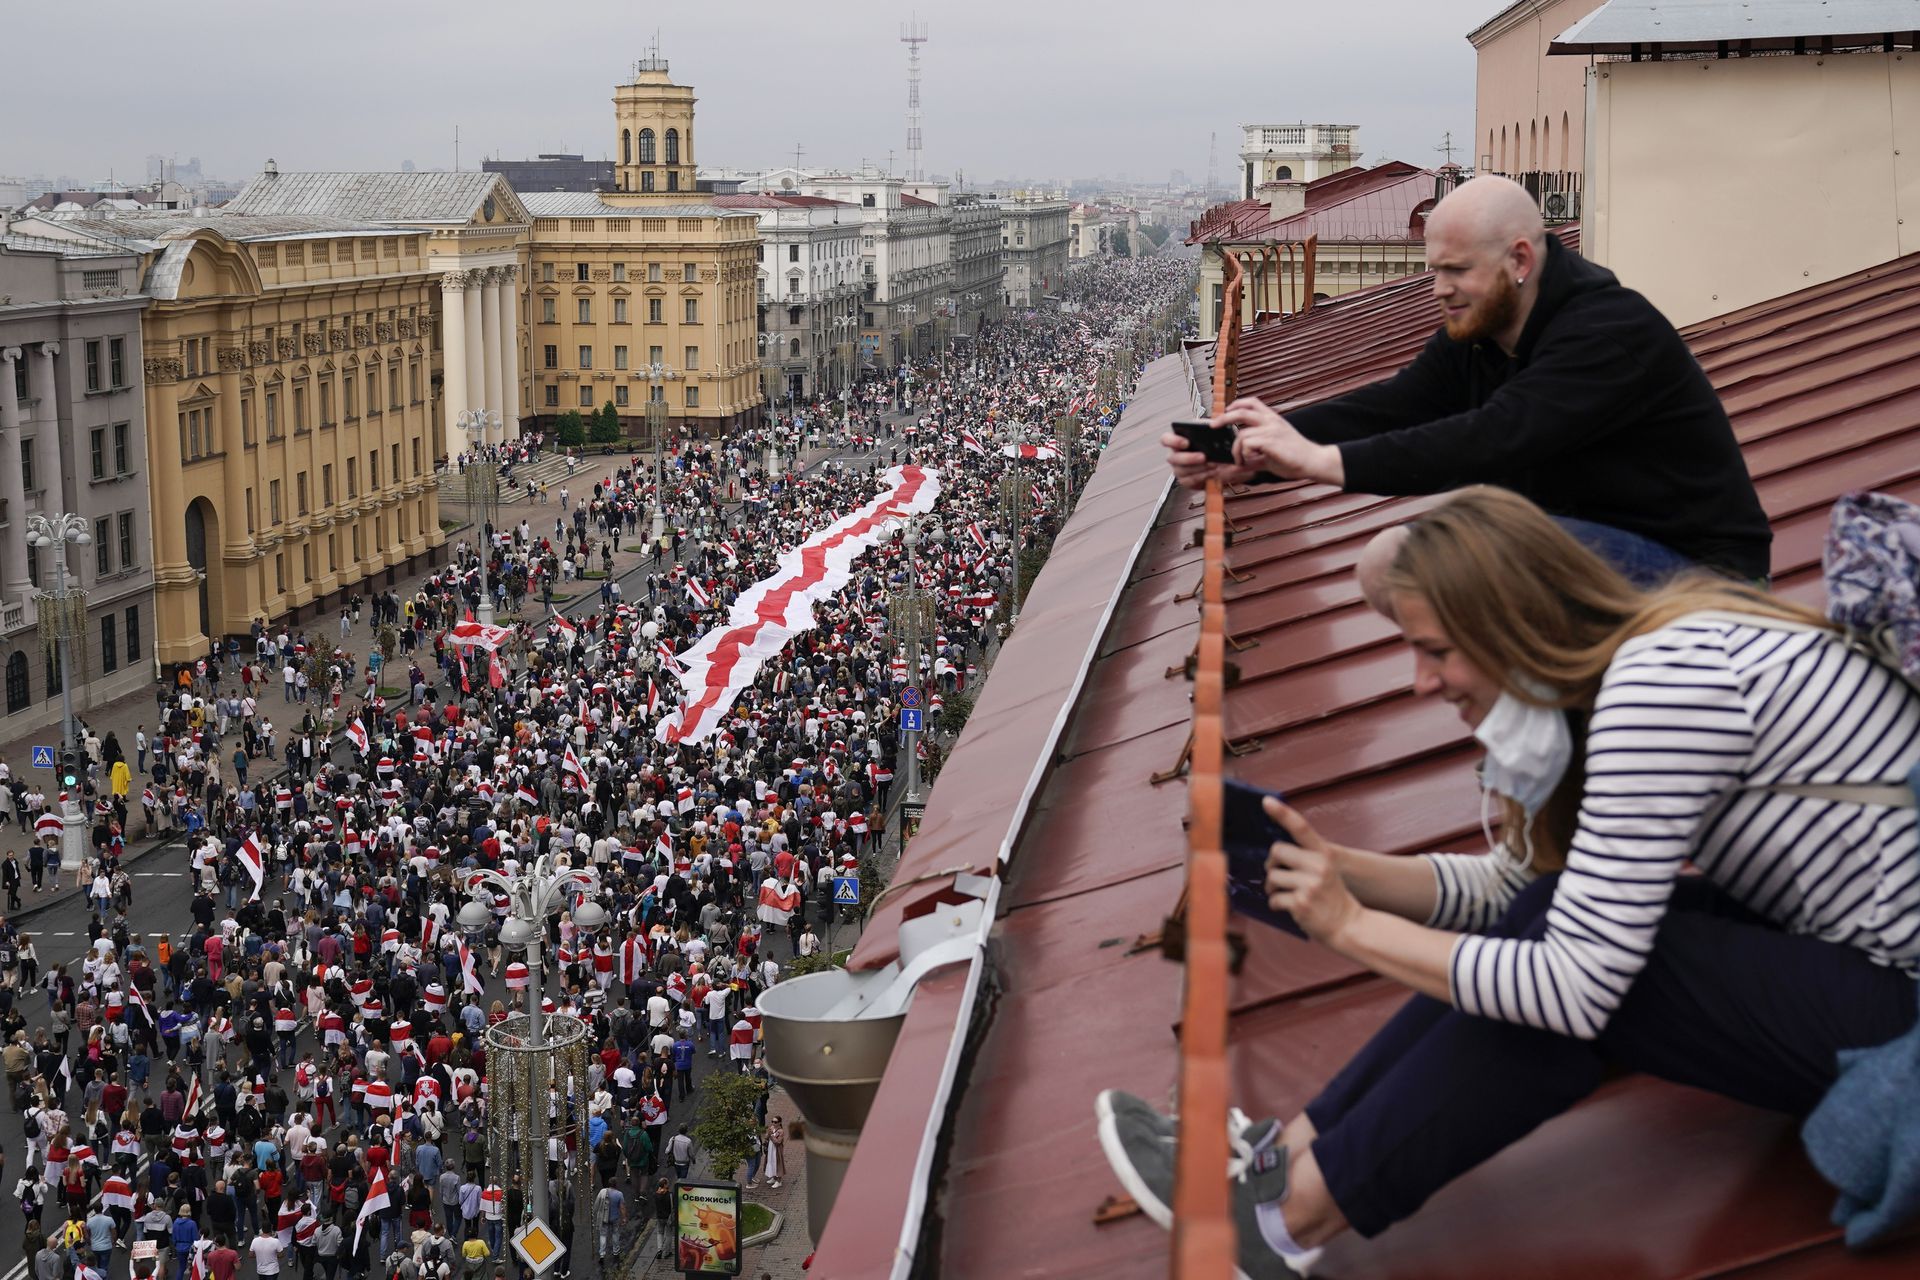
[1219,397,1345,488]
[1159,432,1254,492]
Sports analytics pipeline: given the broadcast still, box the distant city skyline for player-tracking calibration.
[2,0,1493,194]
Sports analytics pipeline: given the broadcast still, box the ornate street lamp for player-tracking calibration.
[643,361,678,543]
[458,854,607,1229]
[883,515,943,827]
[25,512,91,870]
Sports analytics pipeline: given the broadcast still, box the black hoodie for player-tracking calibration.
[1287,235,1772,580]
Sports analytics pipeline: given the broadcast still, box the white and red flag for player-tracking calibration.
[960,431,987,455]
[446,620,513,650]
[236,833,265,902]
[354,1167,390,1252]
[458,940,485,995]
[563,746,590,789]
[1000,442,1060,461]
[646,678,661,718]
[345,718,368,754]
[686,578,712,609]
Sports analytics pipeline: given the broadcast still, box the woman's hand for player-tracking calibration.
[1263,796,1364,946]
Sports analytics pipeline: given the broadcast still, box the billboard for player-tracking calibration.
[673,1180,743,1275]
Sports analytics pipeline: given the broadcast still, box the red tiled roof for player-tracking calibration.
[815,247,1920,1277]
[900,193,938,208]
[711,192,854,210]
[1188,160,1435,245]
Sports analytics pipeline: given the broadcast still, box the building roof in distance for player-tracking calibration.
[1187,160,1437,245]
[26,208,391,247]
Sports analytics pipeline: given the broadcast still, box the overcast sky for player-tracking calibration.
[5,0,1497,190]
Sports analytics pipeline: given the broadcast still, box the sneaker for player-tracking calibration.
[1095,1090,1320,1278]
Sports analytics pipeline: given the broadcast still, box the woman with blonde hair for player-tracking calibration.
[1102,487,1920,1276]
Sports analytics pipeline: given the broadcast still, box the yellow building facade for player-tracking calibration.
[24,210,447,664]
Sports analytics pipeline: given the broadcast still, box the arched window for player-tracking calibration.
[4,652,25,714]
[1276,165,1292,181]
[789,338,801,357]
[1498,126,1506,171]
[1528,118,1537,170]
[622,130,631,165]
[638,129,656,164]
[1561,113,1571,171]
[665,129,680,165]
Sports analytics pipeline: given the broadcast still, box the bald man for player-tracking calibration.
[1164,175,1771,583]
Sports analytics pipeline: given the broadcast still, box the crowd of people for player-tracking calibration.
[0,253,1198,1280]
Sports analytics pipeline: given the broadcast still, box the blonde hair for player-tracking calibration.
[1383,487,1817,867]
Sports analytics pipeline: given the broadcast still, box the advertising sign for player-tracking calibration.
[674,1180,743,1275]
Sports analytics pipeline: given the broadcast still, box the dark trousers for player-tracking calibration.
[1307,874,1918,1237]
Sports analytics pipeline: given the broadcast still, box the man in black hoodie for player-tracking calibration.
[1165,175,1772,582]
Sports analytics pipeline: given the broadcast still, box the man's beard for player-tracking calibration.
[1445,269,1521,342]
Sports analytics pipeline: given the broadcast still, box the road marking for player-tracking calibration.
[51,931,74,937]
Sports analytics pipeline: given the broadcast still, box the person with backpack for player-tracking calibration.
[1098,487,1920,1276]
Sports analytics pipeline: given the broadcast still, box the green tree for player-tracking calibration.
[1111,228,1131,258]
[556,409,585,446]
[591,401,622,444]
[690,1070,768,1181]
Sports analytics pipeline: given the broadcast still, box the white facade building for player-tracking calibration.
[715,193,864,402]
[799,175,954,370]
[1238,123,1363,198]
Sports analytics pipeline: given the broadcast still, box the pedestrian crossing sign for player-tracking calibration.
[30,745,54,769]
[833,875,860,906]
[512,1217,566,1273]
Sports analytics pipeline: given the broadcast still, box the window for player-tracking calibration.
[622,129,631,165]
[365,371,379,415]
[541,262,555,283]
[788,306,802,326]
[641,172,655,193]
[647,263,662,283]
[543,344,558,370]
[4,652,24,714]
[90,428,106,479]
[392,444,400,484]
[119,512,134,568]
[322,463,334,506]
[579,386,593,408]
[682,263,697,283]
[302,544,312,583]
[297,471,309,516]
[789,338,801,357]
[245,488,254,533]
[346,458,357,497]
[684,346,699,371]
[615,386,629,406]
[649,345,663,365]
[109,338,124,388]
[113,422,128,474]
[614,345,629,370]
[85,341,101,392]
[638,129,656,164]
[541,298,556,324]
[577,298,592,324]
[275,554,285,593]
[91,516,109,576]
[25,545,37,589]
[788,244,800,263]
[343,376,356,418]
[265,391,279,439]
[648,384,664,404]
[667,172,678,192]
[576,262,590,281]
[409,363,421,403]
[100,616,116,674]
[665,129,680,164]
[389,366,400,410]
[269,479,282,524]
[369,450,379,489]
[613,298,628,323]
[644,298,661,324]
[684,385,700,409]
[578,345,592,369]
[293,385,307,431]
[544,386,559,407]
[318,380,332,426]
[125,606,140,661]
[612,263,627,282]
[684,299,698,324]
[412,438,421,476]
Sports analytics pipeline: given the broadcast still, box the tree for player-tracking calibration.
[591,401,622,444]
[690,1070,768,1181]
[1110,228,1131,258]
[556,409,585,447]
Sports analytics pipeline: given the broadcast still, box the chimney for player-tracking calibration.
[264,159,279,179]
[1257,180,1306,221]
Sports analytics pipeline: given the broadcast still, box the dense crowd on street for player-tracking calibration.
[0,254,1196,1280]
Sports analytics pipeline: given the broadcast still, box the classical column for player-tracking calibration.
[0,348,28,602]
[481,266,504,425]
[441,271,471,457]
[462,278,485,420]
[499,265,522,439]
[216,354,252,567]
[30,344,61,515]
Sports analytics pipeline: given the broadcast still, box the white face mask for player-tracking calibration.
[1473,689,1572,873]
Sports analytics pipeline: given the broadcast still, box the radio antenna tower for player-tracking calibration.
[901,18,928,182]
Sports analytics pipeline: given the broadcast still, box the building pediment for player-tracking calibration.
[180,381,217,404]
[536,284,562,297]
[608,284,631,297]
[679,285,701,297]
[572,285,595,296]
[644,285,667,297]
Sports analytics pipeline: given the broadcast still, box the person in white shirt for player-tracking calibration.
[250,1229,285,1276]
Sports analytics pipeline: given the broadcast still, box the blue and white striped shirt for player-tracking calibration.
[1429,619,1920,1040]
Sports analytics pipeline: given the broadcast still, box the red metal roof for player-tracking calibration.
[710,192,854,210]
[814,247,1920,1278]
[1188,160,1435,246]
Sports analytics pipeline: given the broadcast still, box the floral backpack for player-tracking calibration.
[1823,489,1920,688]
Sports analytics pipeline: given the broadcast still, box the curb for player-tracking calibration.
[742,1204,784,1249]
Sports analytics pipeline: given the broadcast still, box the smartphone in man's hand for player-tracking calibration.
[1223,778,1305,938]
[1171,419,1238,465]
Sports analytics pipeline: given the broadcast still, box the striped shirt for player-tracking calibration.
[1429,618,1920,1040]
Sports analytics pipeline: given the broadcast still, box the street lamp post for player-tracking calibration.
[457,409,503,623]
[885,516,943,828]
[458,855,606,1229]
[643,361,678,543]
[25,512,92,871]
[997,421,1028,627]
